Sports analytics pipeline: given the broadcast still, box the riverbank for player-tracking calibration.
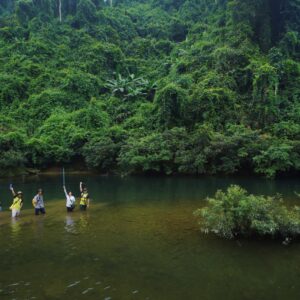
[0,167,97,179]
[1,166,299,180]
[40,167,96,176]
[0,167,39,178]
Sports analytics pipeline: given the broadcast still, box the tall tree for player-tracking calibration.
[59,0,62,21]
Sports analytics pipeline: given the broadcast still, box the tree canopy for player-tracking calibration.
[0,0,299,177]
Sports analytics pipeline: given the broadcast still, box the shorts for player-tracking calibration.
[67,206,74,212]
[12,209,20,218]
[35,207,46,215]
[80,205,87,211]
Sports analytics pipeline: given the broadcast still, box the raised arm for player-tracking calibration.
[10,184,16,196]
[63,186,68,198]
[80,182,83,193]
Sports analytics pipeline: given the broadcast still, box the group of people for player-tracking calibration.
[2,181,90,218]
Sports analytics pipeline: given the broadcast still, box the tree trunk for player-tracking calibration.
[59,0,62,22]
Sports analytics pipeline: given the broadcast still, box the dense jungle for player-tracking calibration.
[0,0,299,177]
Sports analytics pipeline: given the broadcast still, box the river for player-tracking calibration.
[0,175,299,299]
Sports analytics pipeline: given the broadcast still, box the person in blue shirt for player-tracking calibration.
[32,189,46,215]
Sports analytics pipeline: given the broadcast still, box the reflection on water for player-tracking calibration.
[65,214,76,234]
[78,213,88,233]
[0,175,300,300]
[64,212,90,235]
[33,215,45,239]
[10,218,21,244]
[78,213,89,233]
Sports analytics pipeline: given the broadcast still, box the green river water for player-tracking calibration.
[0,175,300,300]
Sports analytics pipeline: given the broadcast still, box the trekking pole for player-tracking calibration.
[62,167,65,187]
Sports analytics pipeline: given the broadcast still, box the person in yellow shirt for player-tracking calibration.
[79,182,90,211]
[9,184,23,218]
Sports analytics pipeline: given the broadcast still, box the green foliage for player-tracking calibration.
[189,86,237,127]
[155,83,188,128]
[253,140,300,178]
[194,185,300,239]
[0,0,299,177]
[0,115,28,170]
[0,131,27,169]
[0,73,28,105]
[28,110,86,164]
[18,89,78,128]
[83,136,118,171]
[118,132,173,174]
[73,98,110,131]
[76,0,97,25]
[16,0,35,24]
[82,126,125,171]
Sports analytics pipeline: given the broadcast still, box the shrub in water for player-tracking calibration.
[194,185,300,239]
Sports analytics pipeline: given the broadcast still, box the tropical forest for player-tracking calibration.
[0,0,299,178]
[1,2,300,299]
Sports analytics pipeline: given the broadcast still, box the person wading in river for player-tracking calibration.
[9,185,23,218]
[32,189,46,215]
[79,182,90,211]
[63,186,76,212]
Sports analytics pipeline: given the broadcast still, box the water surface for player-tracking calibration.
[0,175,300,300]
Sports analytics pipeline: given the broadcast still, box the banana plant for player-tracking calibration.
[106,73,150,101]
